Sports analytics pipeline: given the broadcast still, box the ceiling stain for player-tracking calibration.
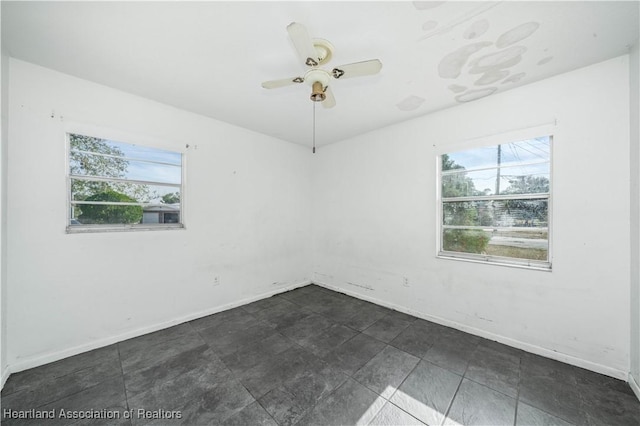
[502,72,526,84]
[438,41,493,79]
[468,46,527,74]
[422,20,438,32]
[455,87,497,103]
[496,21,540,48]
[396,95,426,111]
[475,69,509,86]
[419,2,500,41]
[463,19,490,40]
[448,84,467,94]
[537,56,553,65]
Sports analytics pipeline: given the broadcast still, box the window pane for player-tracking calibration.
[444,136,550,172]
[443,199,548,227]
[71,179,180,204]
[485,229,548,260]
[68,132,183,230]
[72,204,144,225]
[443,228,548,260]
[443,166,549,197]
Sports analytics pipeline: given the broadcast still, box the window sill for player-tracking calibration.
[437,252,552,272]
[66,224,185,234]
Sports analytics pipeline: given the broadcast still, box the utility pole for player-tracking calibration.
[496,145,502,195]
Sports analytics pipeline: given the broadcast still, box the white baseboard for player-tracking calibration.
[630,372,640,401]
[7,280,311,376]
[313,281,628,381]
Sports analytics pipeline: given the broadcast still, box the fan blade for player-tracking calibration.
[322,86,336,109]
[331,59,382,79]
[261,76,305,89]
[287,22,320,67]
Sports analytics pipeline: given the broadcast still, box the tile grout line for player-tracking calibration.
[116,342,132,419]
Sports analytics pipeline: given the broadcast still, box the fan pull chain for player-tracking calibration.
[312,101,316,154]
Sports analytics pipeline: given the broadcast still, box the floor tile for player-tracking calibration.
[1,354,122,412]
[238,346,321,399]
[279,313,335,343]
[128,370,253,426]
[297,378,387,426]
[519,353,585,424]
[297,323,358,357]
[444,379,516,426]
[4,284,639,426]
[368,402,426,426]
[390,319,441,358]
[3,376,128,426]
[578,382,640,426]
[362,314,412,343]
[322,333,386,376]
[390,360,462,426]
[343,303,391,332]
[1,344,119,397]
[423,333,478,375]
[220,332,294,374]
[120,330,206,374]
[118,323,197,359]
[465,344,521,397]
[123,345,233,398]
[258,361,348,425]
[198,319,277,357]
[353,345,419,399]
[516,401,574,426]
[221,401,278,426]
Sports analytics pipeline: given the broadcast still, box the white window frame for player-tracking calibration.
[65,123,186,233]
[436,124,554,271]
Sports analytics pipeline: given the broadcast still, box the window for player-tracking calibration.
[67,132,183,232]
[439,135,551,269]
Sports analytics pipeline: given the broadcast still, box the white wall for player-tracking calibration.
[5,59,312,372]
[312,56,632,379]
[630,39,640,396]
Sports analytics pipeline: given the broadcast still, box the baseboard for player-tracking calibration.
[7,279,311,375]
[630,372,640,401]
[313,281,628,381]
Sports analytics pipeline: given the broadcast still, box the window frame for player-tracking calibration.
[65,124,186,234]
[436,125,554,271]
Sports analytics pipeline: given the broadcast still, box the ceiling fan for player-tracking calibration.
[261,22,383,108]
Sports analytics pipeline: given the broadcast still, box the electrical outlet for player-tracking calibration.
[213,276,220,286]
[403,277,410,287]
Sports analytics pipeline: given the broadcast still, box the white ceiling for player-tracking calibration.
[2,1,639,147]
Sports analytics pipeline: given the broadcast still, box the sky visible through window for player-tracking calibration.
[444,136,550,196]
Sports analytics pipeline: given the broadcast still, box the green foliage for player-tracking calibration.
[160,192,180,204]
[443,229,491,254]
[70,134,156,204]
[78,190,143,224]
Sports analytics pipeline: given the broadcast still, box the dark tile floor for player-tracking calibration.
[2,284,639,425]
